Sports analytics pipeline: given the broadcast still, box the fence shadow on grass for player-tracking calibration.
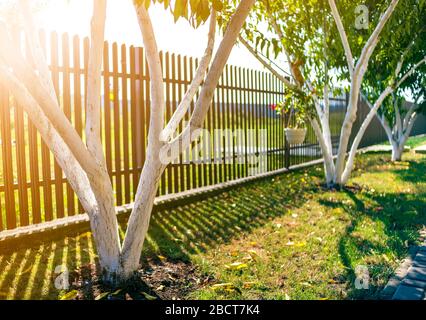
[142,170,318,262]
[0,169,318,300]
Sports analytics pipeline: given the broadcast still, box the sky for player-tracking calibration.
[30,0,266,70]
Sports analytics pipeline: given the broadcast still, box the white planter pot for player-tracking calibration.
[285,128,307,145]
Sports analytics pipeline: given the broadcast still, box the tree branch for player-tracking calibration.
[328,0,354,75]
[355,0,399,79]
[134,3,165,147]
[86,0,108,168]
[18,0,57,101]
[238,35,296,90]
[167,0,256,161]
[0,23,103,178]
[160,10,217,142]
[0,65,97,213]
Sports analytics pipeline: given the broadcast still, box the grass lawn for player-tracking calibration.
[0,139,425,300]
[383,134,426,149]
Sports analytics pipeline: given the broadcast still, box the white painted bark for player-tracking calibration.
[330,0,399,185]
[327,0,354,75]
[168,0,256,157]
[0,66,121,275]
[0,28,103,178]
[160,11,217,142]
[310,117,335,185]
[86,0,108,167]
[19,0,57,101]
[120,0,256,279]
[341,87,392,184]
[341,53,426,184]
[119,3,167,278]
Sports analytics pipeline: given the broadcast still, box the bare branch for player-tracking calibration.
[86,0,108,168]
[395,56,426,89]
[160,11,217,142]
[0,65,97,213]
[134,4,165,145]
[328,0,354,75]
[0,23,102,178]
[168,0,256,162]
[18,0,57,101]
[355,0,400,78]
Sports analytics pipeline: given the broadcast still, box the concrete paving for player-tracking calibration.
[382,229,426,300]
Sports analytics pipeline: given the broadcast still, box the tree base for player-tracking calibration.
[63,259,212,300]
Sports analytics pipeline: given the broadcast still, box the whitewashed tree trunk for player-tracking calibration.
[241,0,399,187]
[329,0,400,185]
[0,0,256,283]
[119,0,255,280]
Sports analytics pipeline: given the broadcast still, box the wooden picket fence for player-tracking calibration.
[1,31,423,232]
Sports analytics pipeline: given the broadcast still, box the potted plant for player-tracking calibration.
[272,90,312,145]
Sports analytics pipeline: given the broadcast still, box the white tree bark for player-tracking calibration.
[119,0,256,279]
[330,0,400,185]
[341,87,392,184]
[86,0,108,168]
[160,11,217,142]
[0,66,121,276]
[341,54,426,183]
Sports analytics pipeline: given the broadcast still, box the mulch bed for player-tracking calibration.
[68,259,213,300]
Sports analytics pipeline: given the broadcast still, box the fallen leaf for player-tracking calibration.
[19,266,33,276]
[212,283,236,291]
[112,289,122,296]
[243,282,256,289]
[141,292,157,300]
[158,255,167,262]
[230,251,239,257]
[225,262,249,271]
[95,292,110,300]
[247,250,258,257]
[60,290,79,300]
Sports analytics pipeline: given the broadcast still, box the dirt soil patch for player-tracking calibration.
[68,259,213,300]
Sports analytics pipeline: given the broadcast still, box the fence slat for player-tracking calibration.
[112,43,122,205]
[121,44,131,204]
[62,33,76,217]
[50,32,65,219]
[103,41,113,176]
[130,46,138,196]
[0,89,16,229]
